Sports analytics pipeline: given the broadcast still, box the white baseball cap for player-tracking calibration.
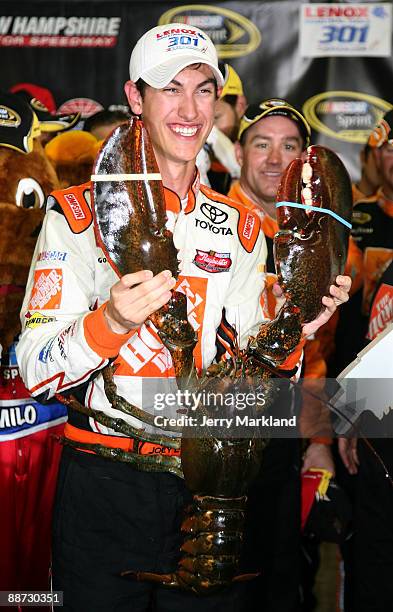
[129,23,224,89]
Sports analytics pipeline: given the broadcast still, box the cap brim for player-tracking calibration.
[39,112,81,133]
[141,56,224,89]
[238,105,310,147]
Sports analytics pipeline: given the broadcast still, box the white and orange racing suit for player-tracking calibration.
[16,172,302,447]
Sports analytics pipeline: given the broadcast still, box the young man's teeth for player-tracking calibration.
[172,126,198,136]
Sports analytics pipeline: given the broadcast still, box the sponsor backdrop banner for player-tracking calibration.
[1,0,392,178]
[300,3,392,58]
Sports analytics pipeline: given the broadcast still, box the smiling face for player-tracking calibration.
[236,115,304,212]
[126,64,217,177]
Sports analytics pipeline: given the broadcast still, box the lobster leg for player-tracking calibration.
[57,393,181,448]
[102,365,184,433]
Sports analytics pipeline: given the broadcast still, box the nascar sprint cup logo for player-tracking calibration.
[303,91,393,143]
[158,4,260,58]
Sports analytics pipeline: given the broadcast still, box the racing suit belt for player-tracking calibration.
[64,423,181,457]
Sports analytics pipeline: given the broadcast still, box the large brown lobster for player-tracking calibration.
[60,118,352,594]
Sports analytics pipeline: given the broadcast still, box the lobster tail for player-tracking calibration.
[124,495,258,595]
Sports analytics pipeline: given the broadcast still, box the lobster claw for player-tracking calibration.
[247,145,352,369]
[274,145,352,323]
[91,117,197,383]
[91,117,179,279]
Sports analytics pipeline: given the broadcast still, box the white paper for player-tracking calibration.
[331,324,393,432]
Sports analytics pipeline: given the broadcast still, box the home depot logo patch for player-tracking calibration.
[367,283,393,340]
[28,268,63,310]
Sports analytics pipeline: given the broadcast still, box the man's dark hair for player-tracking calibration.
[84,109,130,132]
[135,79,147,100]
[221,94,238,108]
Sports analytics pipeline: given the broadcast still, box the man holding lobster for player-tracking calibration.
[17,23,350,611]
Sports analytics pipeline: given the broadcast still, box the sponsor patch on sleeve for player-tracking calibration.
[28,268,63,310]
[51,184,92,233]
[37,250,68,262]
[243,212,255,239]
[367,283,393,340]
[237,209,260,252]
[25,311,56,329]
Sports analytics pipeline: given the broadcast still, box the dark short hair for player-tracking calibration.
[83,109,130,132]
[220,94,238,108]
[135,78,147,100]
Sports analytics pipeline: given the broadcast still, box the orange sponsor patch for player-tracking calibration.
[115,323,175,378]
[51,182,92,234]
[363,248,393,314]
[115,275,208,377]
[368,283,393,340]
[28,268,63,310]
[176,275,208,370]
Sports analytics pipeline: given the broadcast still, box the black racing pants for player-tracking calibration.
[52,447,246,611]
[240,438,302,612]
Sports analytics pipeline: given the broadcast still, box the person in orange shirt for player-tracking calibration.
[351,141,381,205]
[334,110,393,374]
[337,113,393,612]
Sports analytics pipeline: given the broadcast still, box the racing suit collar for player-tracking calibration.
[163,168,200,215]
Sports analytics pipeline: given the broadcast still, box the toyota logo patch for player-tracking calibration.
[201,202,228,224]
